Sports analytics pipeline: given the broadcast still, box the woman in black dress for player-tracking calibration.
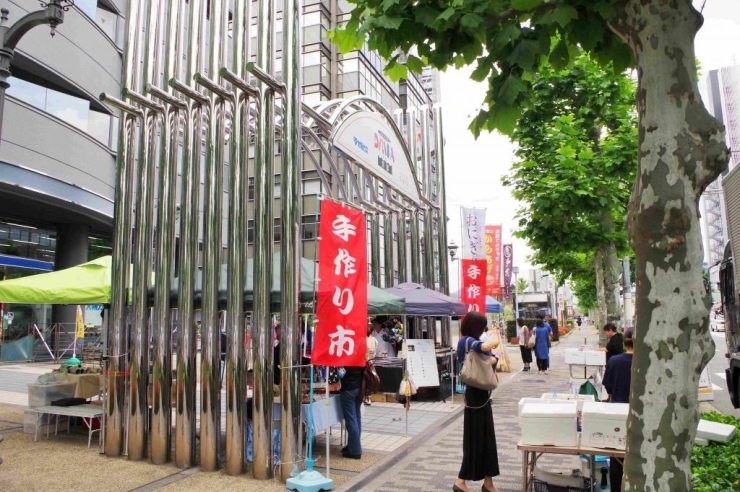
[454,312,501,492]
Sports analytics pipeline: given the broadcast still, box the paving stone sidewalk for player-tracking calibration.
[340,324,604,492]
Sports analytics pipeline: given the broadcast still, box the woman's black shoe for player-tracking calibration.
[452,485,465,492]
[341,451,362,459]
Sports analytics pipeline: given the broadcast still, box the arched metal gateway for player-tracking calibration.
[100,0,449,482]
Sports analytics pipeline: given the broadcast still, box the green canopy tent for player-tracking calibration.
[0,255,405,315]
[0,255,111,304]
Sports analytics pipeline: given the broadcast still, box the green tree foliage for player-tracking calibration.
[516,277,528,293]
[502,51,635,321]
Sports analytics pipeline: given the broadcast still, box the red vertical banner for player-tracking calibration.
[313,199,368,367]
[485,225,502,296]
[461,259,487,313]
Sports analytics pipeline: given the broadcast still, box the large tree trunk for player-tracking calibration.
[610,1,729,490]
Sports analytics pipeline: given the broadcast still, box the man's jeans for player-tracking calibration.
[339,388,362,455]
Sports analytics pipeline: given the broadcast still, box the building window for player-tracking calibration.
[6,77,115,148]
[301,215,318,240]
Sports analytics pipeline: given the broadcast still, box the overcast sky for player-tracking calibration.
[439,0,740,285]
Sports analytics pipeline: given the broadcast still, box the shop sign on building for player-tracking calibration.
[331,111,421,205]
[313,198,368,367]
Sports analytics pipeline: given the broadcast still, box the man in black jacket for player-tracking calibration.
[603,323,624,364]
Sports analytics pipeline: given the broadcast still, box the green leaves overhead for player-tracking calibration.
[502,50,636,298]
[510,0,542,10]
[331,0,632,137]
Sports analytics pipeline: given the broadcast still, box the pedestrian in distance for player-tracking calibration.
[533,317,552,374]
[602,331,634,490]
[517,317,533,372]
[364,321,379,405]
[453,311,501,492]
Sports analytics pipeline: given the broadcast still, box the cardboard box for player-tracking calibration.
[520,402,578,446]
[581,402,628,450]
[697,419,736,443]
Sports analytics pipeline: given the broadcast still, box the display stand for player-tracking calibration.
[405,339,440,388]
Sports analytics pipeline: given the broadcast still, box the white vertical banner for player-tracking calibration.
[461,207,486,259]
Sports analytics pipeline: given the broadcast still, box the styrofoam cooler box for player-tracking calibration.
[565,348,586,365]
[697,419,736,443]
[520,402,578,446]
[540,392,596,411]
[581,402,629,450]
[584,351,606,366]
[517,397,570,422]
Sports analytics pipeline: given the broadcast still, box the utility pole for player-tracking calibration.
[0,1,72,144]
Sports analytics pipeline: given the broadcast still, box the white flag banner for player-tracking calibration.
[461,207,486,259]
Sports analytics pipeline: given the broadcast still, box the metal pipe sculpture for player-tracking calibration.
[100,0,435,478]
[279,0,303,478]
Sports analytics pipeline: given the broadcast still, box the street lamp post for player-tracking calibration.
[513,266,519,319]
[0,1,73,144]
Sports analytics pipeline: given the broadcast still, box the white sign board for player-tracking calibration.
[331,111,421,205]
[405,339,440,388]
[84,304,104,327]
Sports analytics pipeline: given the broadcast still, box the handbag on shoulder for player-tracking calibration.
[527,331,537,349]
[459,338,498,391]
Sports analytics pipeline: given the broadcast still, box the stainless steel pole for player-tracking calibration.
[128,112,159,461]
[149,0,182,465]
[104,0,143,458]
[410,210,421,284]
[384,212,394,287]
[253,0,276,477]
[128,0,163,461]
[279,0,302,478]
[397,211,408,283]
[174,0,204,469]
[224,0,248,477]
[423,209,435,289]
[433,105,449,295]
[199,0,227,472]
[371,212,382,286]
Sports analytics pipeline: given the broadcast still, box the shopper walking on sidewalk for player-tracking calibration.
[453,311,501,492]
[533,317,551,374]
[517,318,533,372]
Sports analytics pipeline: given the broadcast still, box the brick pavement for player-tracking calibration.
[339,324,604,492]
